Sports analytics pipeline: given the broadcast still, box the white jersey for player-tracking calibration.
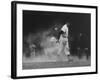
[61,24,68,36]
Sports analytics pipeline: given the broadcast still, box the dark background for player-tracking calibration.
[23,10,90,36]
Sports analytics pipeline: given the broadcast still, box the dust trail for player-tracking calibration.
[23,29,90,63]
